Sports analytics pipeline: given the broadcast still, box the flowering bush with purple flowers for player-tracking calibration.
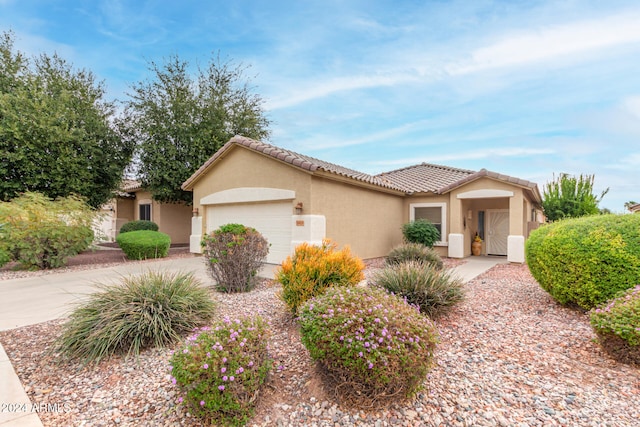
[169,316,271,426]
[589,285,640,365]
[298,286,439,406]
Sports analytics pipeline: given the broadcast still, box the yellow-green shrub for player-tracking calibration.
[0,192,95,269]
[276,239,365,315]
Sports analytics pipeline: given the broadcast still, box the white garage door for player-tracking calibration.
[206,201,293,264]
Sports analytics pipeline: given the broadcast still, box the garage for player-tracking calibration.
[202,188,295,264]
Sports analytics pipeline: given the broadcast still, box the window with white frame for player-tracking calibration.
[410,203,447,244]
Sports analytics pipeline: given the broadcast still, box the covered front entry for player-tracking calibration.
[485,209,508,256]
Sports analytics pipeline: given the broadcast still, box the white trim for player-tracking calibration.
[409,202,447,245]
[457,189,514,199]
[201,187,295,205]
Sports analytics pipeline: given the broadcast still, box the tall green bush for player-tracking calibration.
[116,230,171,260]
[402,219,440,247]
[202,223,269,292]
[0,192,95,269]
[526,214,640,309]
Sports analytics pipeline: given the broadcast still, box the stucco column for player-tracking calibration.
[449,197,463,235]
[508,191,525,263]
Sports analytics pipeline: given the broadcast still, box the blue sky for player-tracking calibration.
[2,0,639,212]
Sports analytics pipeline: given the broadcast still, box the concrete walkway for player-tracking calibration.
[0,255,503,426]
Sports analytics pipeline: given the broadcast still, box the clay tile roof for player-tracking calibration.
[437,169,539,194]
[376,163,476,193]
[182,136,541,201]
[182,135,405,191]
[121,179,142,192]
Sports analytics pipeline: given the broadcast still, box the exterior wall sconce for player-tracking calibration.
[192,207,199,217]
[295,202,303,215]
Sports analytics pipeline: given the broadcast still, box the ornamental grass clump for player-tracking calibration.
[371,260,464,318]
[385,242,443,270]
[202,223,269,293]
[169,316,271,427]
[55,271,215,364]
[277,239,365,315]
[298,286,439,407]
[589,285,640,366]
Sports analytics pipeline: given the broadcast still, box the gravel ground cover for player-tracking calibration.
[0,259,638,426]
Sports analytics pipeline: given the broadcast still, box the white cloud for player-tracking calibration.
[450,11,640,75]
[266,72,420,110]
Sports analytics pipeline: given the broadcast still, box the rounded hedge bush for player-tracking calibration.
[55,271,216,363]
[386,242,443,270]
[526,214,640,310]
[371,260,464,318]
[402,219,440,247]
[170,316,271,426]
[116,230,171,260]
[201,223,269,293]
[589,285,640,366]
[119,220,159,234]
[299,286,439,406]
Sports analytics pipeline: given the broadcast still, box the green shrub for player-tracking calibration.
[202,223,269,293]
[590,285,640,366]
[169,316,271,427]
[119,220,159,234]
[116,230,171,260]
[0,247,9,268]
[402,219,440,247]
[526,214,640,309]
[55,271,215,364]
[386,242,443,270]
[299,286,438,406]
[371,260,464,318]
[0,192,95,269]
[276,239,365,315]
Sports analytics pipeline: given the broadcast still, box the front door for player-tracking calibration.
[486,210,508,256]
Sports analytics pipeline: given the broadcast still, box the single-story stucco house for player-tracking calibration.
[182,136,544,264]
[98,180,192,244]
[629,203,640,213]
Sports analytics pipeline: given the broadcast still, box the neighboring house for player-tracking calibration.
[101,180,192,244]
[182,136,543,264]
[629,203,640,213]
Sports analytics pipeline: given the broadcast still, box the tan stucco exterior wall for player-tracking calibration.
[189,146,313,235]
[155,202,192,244]
[311,176,405,259]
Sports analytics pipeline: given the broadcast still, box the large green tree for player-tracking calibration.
[542,173,609,222]
[0,32,133,208]
[121,54,271,204]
